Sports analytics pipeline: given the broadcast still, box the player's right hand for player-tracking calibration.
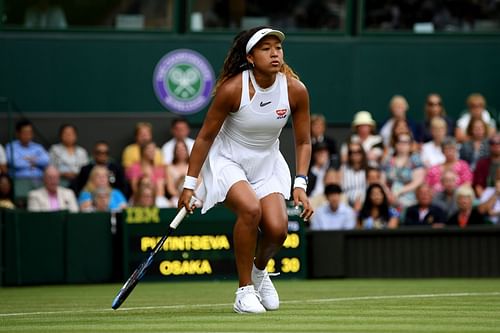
[178,189,195,213]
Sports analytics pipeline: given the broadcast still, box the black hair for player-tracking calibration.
[58,123,77,137]
[15,119,32,132]
[94,140,109,147]
[359,183,391,222]
[170,117,190,128]
[324,183,342,195]
[347,140,368,170]
[0,173,14,201]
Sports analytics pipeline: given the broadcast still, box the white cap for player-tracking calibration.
[245,28,285,54]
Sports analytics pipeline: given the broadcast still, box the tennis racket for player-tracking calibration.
[111,197,197,310]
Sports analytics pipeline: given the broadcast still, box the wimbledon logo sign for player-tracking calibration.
[153,49,215,115]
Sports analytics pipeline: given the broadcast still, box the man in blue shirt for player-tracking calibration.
[310,184,356,230]
[6,119,50,181]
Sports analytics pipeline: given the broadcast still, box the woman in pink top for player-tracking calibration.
[165,139,191,201]
[126,141,165,198]
[425,137,472,193]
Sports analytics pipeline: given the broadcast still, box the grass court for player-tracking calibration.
[1,278,499,332]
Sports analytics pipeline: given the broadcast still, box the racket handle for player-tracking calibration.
[170,196,197,229]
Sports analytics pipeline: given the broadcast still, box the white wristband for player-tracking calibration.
[183,176,197,190]
[293,177,307,191]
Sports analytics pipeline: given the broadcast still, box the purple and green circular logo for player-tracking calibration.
[153,49,215,115]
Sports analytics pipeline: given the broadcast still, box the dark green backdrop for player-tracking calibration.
[1,32,499,124]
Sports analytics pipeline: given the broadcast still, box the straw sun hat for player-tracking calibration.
[352,111,376,127]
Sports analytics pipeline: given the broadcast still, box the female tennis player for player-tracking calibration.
[178,26,313,314]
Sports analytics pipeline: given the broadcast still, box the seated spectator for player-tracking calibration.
[27,165,78,212]
[129,175,172,208]
[478,167,500,225]
[432,170,459,220]
[421,117,447,167]
[0,144,7,174]
[79,165,127,212]
[385,118,419,158]
[473,133,500,197]
[382,133,425,210]
[131,183,155,208]
[339,141,367,212]
[161,118,195,165]
[415,93,455,143]
[358,183,399,229]
[379,95,417,147]
[310,114,339,169]
[447,185,485,227]
[0,173,15,209]
[91,187,112,212]
[459,118,490,171]
[366,166,382,185]
[126,141,166,199]
[49,124,89,187]
[341,111,384,164]
[72,141,128,197]
[165,140,191,202]
[307,142,332,197]
[309,167,342,210]
[122,122,163,169]
[455,93,496,143]
[366,166,393,204]
[5,119,50,183]
[403,184,447,227]
[426,137,472,193]
[310,184,356,231]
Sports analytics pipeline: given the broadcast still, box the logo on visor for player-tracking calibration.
[153,49,215,115]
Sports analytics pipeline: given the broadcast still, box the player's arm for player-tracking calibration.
[290,79,311,178]
[178,77,241,210]
[289,78,313,220]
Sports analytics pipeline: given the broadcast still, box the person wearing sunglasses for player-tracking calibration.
[71,141,128,197]
[415,93,455,143]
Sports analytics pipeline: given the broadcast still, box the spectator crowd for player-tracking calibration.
[0,93,499,231]
[308,92,499,230]
[0,118,194,213]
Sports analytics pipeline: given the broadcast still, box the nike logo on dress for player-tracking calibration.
[260,101,271,107]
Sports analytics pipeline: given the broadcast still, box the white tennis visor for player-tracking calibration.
[245,28,285,54]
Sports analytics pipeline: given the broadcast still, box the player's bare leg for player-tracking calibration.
[254,193,288,268]
[253,193,288,310]
[225,181,266,313]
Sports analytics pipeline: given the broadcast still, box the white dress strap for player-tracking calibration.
[240,70,250,109]
[278,73,290,110]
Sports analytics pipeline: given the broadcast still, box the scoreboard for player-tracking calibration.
[121,205,307,280]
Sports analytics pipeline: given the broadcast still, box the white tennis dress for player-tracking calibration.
[196,69,292,214]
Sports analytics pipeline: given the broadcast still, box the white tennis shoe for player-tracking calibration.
[233,285,266,314]
[252,264,280,310]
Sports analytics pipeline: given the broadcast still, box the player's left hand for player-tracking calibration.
[292,188,313,222]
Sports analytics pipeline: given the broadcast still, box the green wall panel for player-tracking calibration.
[1,210,115,286]
[3,210,66,285]
[65,212,114,283]
[1,33,500,125]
